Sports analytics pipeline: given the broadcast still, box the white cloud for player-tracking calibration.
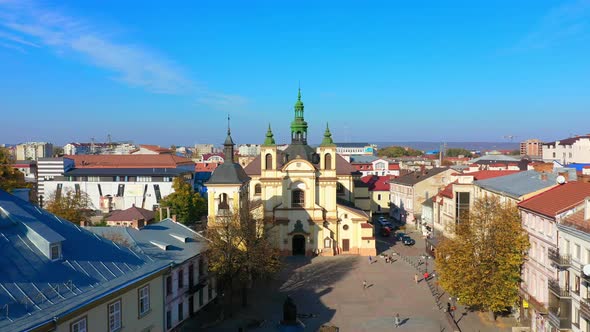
[0,1,246,107]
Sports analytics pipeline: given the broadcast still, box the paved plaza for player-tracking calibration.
[189,227,518,331]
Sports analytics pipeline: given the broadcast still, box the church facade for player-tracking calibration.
[207,90,376,257]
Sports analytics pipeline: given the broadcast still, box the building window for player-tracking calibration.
[378,194,382,200]
[254,184,261,195]
[108,299,122,332]
[199,289,204,306]
[324,237,331,248]
[138,285,150,316]
[137,176,152,182]
[218,193,229,210]
[198,257,204,275]
[336,183,344,195]
[178,269,184,289]
[208,281,213,300]
[343,224,349,230]
[189,264,194,287]
[166,275,172,296]
[166,310,172,329]
[292,189,304,207]
[154,184,162,202]
[71,317,87,332]
[324,153,332,170]
[576,244,581,260]
[265,153,273,170]
[50,244,61,260]
[178,302,184,322]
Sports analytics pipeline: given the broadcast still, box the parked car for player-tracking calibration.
[378,220,394,229]
[394,232,407,241]
[402,236,415,246]
[380,226,392,237]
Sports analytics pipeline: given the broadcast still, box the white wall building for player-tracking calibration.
[37,157,74,205]
[543,135,590,164]
[335,143,376,156]
[238,144,261,156]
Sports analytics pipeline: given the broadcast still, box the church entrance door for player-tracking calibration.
[292,235,306,255]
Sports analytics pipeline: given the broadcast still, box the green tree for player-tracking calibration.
[445,148,472,158]
[436,196,529,315]
[377,146,423,158]
[45,189,93,225]
[52,146,64,157]
[158,178,206,224]
[207,206,281,311]
[0,147,34,195]
[509,149,521,156]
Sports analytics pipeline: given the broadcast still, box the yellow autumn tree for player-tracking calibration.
[45,188,93,225]
[436,196,529,315]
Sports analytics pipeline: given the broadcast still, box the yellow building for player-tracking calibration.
[207,90,375,256]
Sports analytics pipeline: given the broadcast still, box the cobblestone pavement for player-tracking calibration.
[186,225,518,331]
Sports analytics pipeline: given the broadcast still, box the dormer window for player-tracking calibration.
[50,243,61,261]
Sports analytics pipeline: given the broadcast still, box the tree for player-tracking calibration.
[0,147,34,195]
[158,178,206,224]
[45,189,93,225]
[445,148,472,158]
[509,149,521,156]
[206,205,281,311]
[377,146,423,158]
[52,146,64,157]
[435,196,529,315]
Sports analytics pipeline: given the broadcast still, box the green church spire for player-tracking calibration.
[320,123,336,146]
[263,123,276,146]
[290,87,308,144]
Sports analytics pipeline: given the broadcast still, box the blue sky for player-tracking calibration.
[1,0,589,146]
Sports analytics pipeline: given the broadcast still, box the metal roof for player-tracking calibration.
[468,154,520,164]
[86,220,205,265]
[0,190,170,331]
[206,162,251,185]
[334,143,369,147]
[349,155,379,163]
[474,170,558,199]
[64,168,189,176]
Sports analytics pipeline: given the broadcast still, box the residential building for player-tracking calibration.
[15,142,53,161]
[556,198,590,332]
[0,189,170,332]
[521,139,544,157]
[394,156,439,172]
[389,167,454,225]
[208,90,375,256]
[87,219,215,331]
[335,142,376,156]
[238,144,261,156]
[194,144,215,159]
[467,154,527,170]
[43,154,195,213]
[201,152,225,163]
[543,135,590,164]
[518,182,590,332]
[350,155,400,177]
[360,175,392,215]
[63,142,138,155]
[105,205,156,228]
[131,144,173,155]
[12,160,37,182]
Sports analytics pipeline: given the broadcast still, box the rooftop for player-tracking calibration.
[518,182,590,218]
[243,152,357,176]
[334,143,370,148]
[86,219,205,265]
[455,170,520,181]
[65,154,194,168]
[63,167,188,177]
[107,205,155,222]
[544,135,590,147]
[349,155,379,164]
[475,170,558,199]
[390,167,450,186]
[360,175,392,191]
[468,154,520,164]
[0,190,169,331]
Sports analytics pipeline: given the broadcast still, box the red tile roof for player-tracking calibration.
[107,205,155,222]
[202,152,225,161]
[360,175,392,191]
[361,223,373,229]
[139,144,172,154]
[388,163,400,170]
[439,182,455,199]
[66,154,194,168]
[195,162,219,172]
[518,182,590,217]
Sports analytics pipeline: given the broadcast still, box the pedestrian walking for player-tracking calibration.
[394,313,401,327]
[369,255,372,264]
[363,280,367,289]
[446,302,451,312]
[414,273,419,284]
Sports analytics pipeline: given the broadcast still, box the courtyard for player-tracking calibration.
[188,227,518,331]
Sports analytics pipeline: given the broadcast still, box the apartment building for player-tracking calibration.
[518,182,590,332]
[37,157,75,205]
[15,142,53,161]
[543,135,590,164]
[360,175,392,215]
[87,220,216,331]
[521,139,544,157]
[42,155,195,213]
[335,142,376,156]
[350,156,400,177]
[0,189,170,332]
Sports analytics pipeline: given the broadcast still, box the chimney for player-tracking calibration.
[540,173,548,181]
[137,218,145,229]
[172,215,177,222]
[559,172,570,181]
[585,198,590,221]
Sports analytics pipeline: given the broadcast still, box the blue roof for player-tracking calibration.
[86,219,206,265]
[349,155,379,163]
[474,170,558,199]
[0,190,170,331]
[567,163,590,171]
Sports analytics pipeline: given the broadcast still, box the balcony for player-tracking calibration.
[548,306,571,330]
[548,248,571,269]
[548,279,571,298]
[581,298,590,320]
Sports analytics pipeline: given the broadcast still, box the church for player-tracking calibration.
[206,90,376,257]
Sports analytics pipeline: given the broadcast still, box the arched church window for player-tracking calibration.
[292,189,304,207]
[325,153,332,170]
[218,193,229,210]
[265,153,272,170]
[254,184,262,195]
